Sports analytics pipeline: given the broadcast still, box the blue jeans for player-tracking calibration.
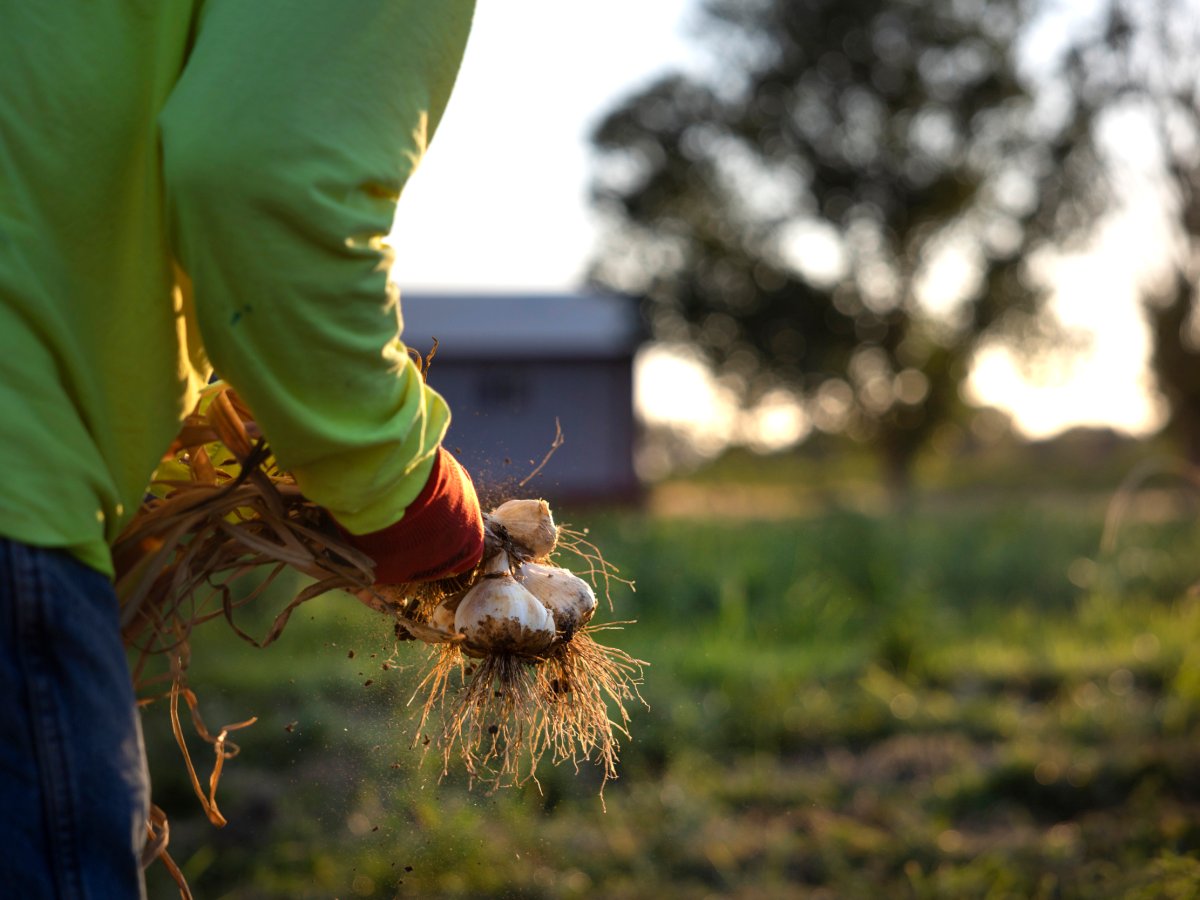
[0,539,149,898]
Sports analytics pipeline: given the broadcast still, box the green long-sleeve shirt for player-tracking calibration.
[0,0,475,576]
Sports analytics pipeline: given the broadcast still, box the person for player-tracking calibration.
[0,2,484,896]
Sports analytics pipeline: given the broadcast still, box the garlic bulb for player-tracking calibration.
[518,562,597,635]
[430,598,457,633]
[454,551,555,654]
[490,498,558,560]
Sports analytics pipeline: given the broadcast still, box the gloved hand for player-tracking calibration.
[335,446,485,583]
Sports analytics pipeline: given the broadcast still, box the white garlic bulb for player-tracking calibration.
[430,597,457,633]
[518,562,597,635]
[490,498,558,560]
[454,551,556,654]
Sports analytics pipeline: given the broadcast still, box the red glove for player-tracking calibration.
[335,447,485,583]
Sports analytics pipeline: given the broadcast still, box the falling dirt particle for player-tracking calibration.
[405,866,413,873]
[381,662,390,671]
[488,724,499,735]
[347,650,355,659]
[284,721,297,733]
[363,679,374,687]
[372,826,379,832]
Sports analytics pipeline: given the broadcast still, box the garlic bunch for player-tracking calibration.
[453,551,555,655]
[490,498,558,560]
[517,563,597,635]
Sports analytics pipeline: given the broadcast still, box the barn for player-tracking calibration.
[397,292,643,506]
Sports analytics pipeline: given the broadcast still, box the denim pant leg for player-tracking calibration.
[0,539,149,899]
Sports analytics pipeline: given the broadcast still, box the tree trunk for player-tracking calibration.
[1148,272,1200,465]
[878,437,916,512]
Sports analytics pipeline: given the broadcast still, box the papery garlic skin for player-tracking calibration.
[490,498,558,560]
[454,552,556,654]
[518,562,597,634]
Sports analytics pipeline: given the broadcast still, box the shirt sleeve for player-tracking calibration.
[336,446,485,582]
[159,0,476,533]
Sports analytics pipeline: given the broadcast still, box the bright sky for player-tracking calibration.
[389,0,1164,449]
[389,0,698,290]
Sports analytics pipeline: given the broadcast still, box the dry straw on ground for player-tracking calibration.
[114,382,644,896]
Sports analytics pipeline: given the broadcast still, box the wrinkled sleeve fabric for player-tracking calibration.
[159,0,475,537]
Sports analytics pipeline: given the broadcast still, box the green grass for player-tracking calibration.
[140,490,1200,899]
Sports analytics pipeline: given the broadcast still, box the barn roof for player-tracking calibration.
[397,291,642,360]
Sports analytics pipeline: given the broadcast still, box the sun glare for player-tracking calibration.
[634,345,737,435]
[967,231,1167,438]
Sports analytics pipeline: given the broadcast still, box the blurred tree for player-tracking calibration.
[587,0,1090,494]
[1051,0,1200,463]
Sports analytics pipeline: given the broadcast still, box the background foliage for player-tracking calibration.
[587,0,1098,491]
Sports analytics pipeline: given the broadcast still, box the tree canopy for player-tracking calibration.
[588,0,1094,487]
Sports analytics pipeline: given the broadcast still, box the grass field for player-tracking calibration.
[140,450,1200,898]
